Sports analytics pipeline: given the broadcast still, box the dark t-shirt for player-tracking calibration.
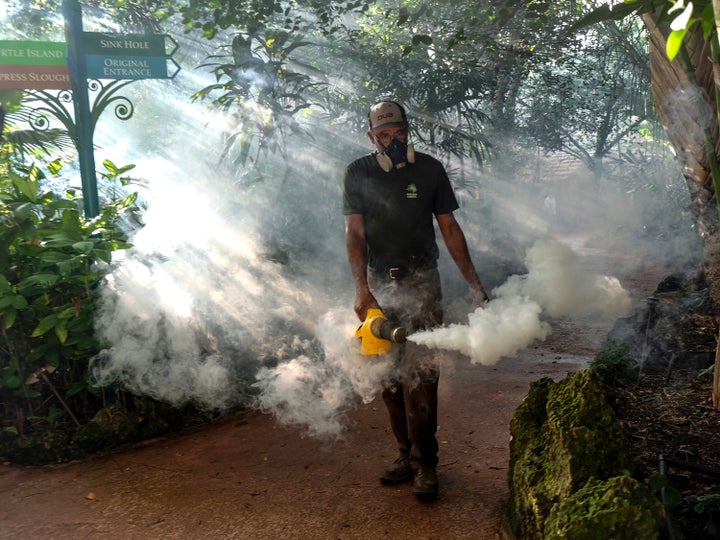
[342,151,459,270]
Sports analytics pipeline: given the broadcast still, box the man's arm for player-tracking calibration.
[345,213,380,320]
[436,212,489,306]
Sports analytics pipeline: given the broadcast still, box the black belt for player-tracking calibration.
[387,266,409,280]
[371,262,434,280]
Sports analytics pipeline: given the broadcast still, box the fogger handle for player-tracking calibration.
[356,308,408,355]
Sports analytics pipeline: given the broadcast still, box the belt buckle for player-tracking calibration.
[388,267,402,279]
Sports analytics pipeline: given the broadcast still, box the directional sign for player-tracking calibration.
[0,41,70,89]
[85,54,180,80]
[0,64,71,89]
[83,32,178,57]
[81,32,180,80]
[0,40,67,65]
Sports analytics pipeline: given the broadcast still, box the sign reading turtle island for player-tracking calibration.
[83,32,180,80]
[0,41,71,89]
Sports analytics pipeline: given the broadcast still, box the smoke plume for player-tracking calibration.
[253,309,394,439]
[249,239,631,436]
[409,238,631,365]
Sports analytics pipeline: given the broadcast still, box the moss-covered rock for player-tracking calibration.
[72,399,193,455]
[72,402,138,453]
[544,475,665,539]
[545,369,634,494]
[132,397,190,439]
[1,398,197,466]
[507,377,555,539]
[507,369,637,539]
[0,427,78,465]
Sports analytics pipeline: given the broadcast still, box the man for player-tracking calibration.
[343,100,488,500]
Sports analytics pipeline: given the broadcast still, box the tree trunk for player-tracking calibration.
[642,13,720,408]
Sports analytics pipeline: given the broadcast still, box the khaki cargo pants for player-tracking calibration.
[368,266,443,469]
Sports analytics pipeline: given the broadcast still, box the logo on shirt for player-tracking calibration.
[406,183,418,199]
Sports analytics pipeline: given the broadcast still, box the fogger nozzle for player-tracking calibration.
[371,317,407,344]
[355,308,407,355]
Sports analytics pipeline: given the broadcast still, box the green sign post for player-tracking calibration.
[60,2,181,217]
[63,0,99,217]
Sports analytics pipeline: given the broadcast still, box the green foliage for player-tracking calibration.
[328,2,497,163]
[6,1,661,177]
[0,159,135,433]
[571,1,655,31]
[158,0,373,38]
[522,15,658,166]
[652,473,720,539]
[2,0,165,37]
[659,1,715,61]
[192,29,323,183]
[690,493,720,538]
[0,91,77,163]
[650,472,683,510]
[573,1,716,61]
[590,344,638,386]
[334,0,656,168]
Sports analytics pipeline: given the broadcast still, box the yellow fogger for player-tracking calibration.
[355,308,408,355]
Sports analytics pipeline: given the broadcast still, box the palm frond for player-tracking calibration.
[3,128,76,156]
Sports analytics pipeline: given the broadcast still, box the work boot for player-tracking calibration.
[379,455,413,485]
[413,466,438,500]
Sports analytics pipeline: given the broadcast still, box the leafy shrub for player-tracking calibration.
[590,344,638,386]
[0,160,137,435]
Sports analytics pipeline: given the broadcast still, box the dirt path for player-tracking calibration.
[0,258,658,540]
[0,351,591,539]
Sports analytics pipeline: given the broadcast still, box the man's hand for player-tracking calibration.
[471,286,489,309]
[354,290,380,321]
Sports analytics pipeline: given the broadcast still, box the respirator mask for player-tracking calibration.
[376,139,415,172]
[368,101,416,172]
